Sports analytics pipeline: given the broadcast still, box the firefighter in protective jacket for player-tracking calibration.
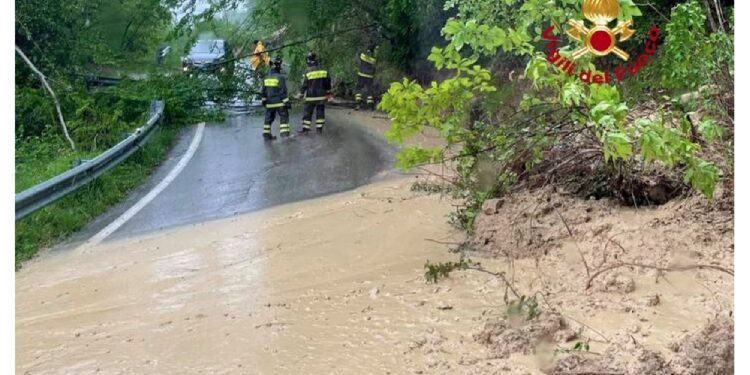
[355,45,376,110]
[260,56,290,140]
[299,51,332,134]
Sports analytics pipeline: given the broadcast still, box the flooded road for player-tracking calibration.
[16,178,502,374]
[17,110,502,374]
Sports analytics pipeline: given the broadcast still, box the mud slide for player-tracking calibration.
[16,110,733,374]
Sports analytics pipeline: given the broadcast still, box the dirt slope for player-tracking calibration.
[470,186,734,374]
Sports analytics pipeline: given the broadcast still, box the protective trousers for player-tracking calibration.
[355,76,374,109]
[264,106,290,136]
[302,100,326,130]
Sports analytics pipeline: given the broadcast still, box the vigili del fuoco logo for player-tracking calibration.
[542,0,660,84]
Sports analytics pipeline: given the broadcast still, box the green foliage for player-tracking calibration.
[380,17,504,145]
[15,72,215,265]
[395,147,444,171]
[424,257,472,283]
[16,0,176,78]
[506,295,541,321]
[697,118,724,142]
[15,125,179,269]
[411,180,453,194]
[380,0,728,232]
[14,0,240,266]
[557,340,591,353]
[230,0,450,93]
[660,0,733,91]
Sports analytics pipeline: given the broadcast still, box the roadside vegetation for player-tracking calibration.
[379,0,733,230]
[15,1,219,266]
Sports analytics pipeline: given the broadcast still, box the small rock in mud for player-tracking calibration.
[436,301,453,310]
[599,273,636,294]
[537,204,555,217]
[482,198,505,215]
[369,287,380,299]
[639,294,661,307]
[410,328,447,355]
[553,328,578,343]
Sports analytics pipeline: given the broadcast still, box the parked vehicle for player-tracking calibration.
[182,39,228,73]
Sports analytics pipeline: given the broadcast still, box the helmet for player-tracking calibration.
[271,56,283,71]
[306,51,317,66]
[367,43,376,54]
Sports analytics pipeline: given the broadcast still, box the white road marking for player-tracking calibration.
[79,122,206,250]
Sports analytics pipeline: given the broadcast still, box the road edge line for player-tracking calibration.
[79,122,206,251]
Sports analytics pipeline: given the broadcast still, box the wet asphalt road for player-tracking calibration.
[86,108,395,241]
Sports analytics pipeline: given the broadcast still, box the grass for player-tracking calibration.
[15,124,179,270]
[15,149,97,192]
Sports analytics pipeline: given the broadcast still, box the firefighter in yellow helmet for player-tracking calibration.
[299,51,332,134]
[355,44,376,110]
[260,56,290,140]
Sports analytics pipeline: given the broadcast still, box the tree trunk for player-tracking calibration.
[15,45,76,151]
[702,0,718,32]
[712,0,726,32]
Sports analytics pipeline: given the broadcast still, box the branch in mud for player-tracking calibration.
[585,262,734,290]
[555,210,591,280]
[464,265,522,300]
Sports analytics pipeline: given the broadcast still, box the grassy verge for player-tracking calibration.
[15,124,180,269]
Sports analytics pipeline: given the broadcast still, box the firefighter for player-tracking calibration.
[250,40,270,71]
[355,45,376,110]
[260,56,290,140]
[299,51,332,134]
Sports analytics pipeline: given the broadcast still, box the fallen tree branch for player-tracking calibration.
[556,210,591,279]
[424,238,463,246]
[15,45,76,151]
[585,262,734,290]
[465,266,522,300]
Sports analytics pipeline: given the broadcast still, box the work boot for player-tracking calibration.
[316,127,323,134]
[263,133,276,141]
[298,127,311,135]
[355,103,361,111]
[280,131,290,138]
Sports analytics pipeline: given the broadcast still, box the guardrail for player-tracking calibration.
[84,75,122,88]
[15,100,165,221]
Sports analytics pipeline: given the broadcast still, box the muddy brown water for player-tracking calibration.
[17,179,504,374]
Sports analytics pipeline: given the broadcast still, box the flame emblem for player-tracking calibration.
[566,0,636,60]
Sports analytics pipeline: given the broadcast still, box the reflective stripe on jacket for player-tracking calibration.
[358,53,376,78]
[301,65,332,102]
[261,71,289,107]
